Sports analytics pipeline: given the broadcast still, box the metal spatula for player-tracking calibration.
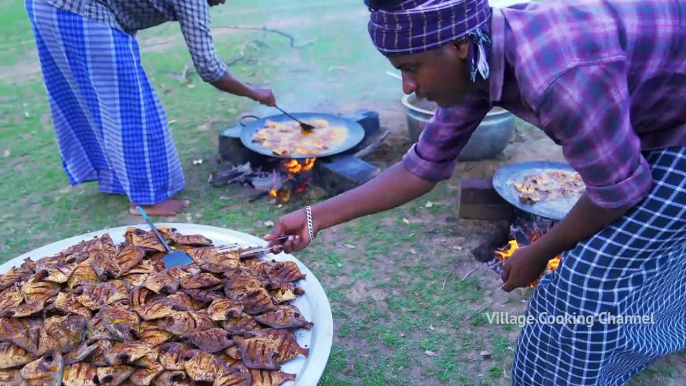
[136,206,195,268]
[274,105,316,132]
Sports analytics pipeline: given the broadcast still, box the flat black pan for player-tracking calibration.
[239,112,366,159]
[492,160,583,221]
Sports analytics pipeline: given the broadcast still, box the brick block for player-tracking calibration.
[459,178,509,205]
[457,202,514,221]
[457,178,513,221]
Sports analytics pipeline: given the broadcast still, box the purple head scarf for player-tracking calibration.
[367,0,492,81]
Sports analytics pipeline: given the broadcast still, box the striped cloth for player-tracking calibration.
[25,0,185,205]
[513,146,686,385]
[366,0,492,81]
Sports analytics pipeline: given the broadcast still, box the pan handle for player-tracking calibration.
[238,114,261,127]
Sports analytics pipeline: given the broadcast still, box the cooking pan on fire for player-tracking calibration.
[492,160,583,221]
[239,112,366,159]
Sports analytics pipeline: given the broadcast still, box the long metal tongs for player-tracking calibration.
[215,235,290,257]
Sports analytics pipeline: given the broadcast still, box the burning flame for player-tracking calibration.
[284,158,316,174]
[496,239,561,287]
[266,159,316,203]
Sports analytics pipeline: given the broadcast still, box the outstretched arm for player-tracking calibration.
[174,0,267,102]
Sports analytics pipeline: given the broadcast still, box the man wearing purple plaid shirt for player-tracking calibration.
[267,0,686,384]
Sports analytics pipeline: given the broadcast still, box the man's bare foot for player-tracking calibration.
[129,199,190,216]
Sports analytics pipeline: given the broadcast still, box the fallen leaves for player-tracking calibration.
[424,350,439,357]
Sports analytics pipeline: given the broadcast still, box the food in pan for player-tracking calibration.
[512,169,586,204]
[0,227,312,386]
[251,118,348,156]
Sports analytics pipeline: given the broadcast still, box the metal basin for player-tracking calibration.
[402,93,515,161]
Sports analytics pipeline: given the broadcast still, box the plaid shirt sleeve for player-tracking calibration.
[536,62,653,209]
[402,96,491,181]
[174,0,228,83]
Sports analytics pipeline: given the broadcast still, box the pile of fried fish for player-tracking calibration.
[0,227,313,386]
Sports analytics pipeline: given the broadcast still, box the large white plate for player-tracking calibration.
[0,223,333,386]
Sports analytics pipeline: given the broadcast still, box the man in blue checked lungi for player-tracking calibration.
[264,0,686,384]
[25,0,277,216]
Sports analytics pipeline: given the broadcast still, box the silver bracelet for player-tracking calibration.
[305,206,315,241]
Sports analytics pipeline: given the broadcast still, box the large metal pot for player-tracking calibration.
[402,93,515,161]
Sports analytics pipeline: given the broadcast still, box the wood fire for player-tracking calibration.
[268,158,316,203]
[284,158,316,174]
[496,238,561,287]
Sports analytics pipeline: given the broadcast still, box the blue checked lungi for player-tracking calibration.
[25,0,185,205]
[513,146,686,385]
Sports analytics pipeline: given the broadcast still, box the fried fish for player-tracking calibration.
[212,366,252,386]
[34,254,79,284]
[143,272,180,294]
[156,311,216,336]
[96,365,136,386]
[244,328,309,362]
[182,349,225,382]
[207,298,244,321]
[104,342,156,366]
[169,233,213,247]
[180,273,223,290]
[265,261,306,283]
[101,307,141,341]
[113,244,146,275]
[129,362,164,386]
[76,282,129,311]
[67,257,99,289]
[0,369,27,386]
[248,369,297,386]
[90,249,122,281]
[0,342,34,369]
[53,292,91,319]
[63,340,98,365]
[0,227,313,384]
[135,297,182,321]
[130,231,167,253]
[167,291,205,311]
[0,285,24,316]
[158,342,189,371]
[238,288,278,315]
[181,328,235,353]
[139,321,174,347]
[253,305,313,330]
[20,353,64,386]
[219,313,263,335]
[235,337,282,370]
[181,288,224,302]
[154,371,190,386]
[61,362,98,386]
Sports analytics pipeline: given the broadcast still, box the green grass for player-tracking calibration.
[1,0,684,385]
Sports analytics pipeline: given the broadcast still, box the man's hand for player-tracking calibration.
[210,73,276,106]
[265,208,316,254]
[248,87,276,107]
[501,245,551,292]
